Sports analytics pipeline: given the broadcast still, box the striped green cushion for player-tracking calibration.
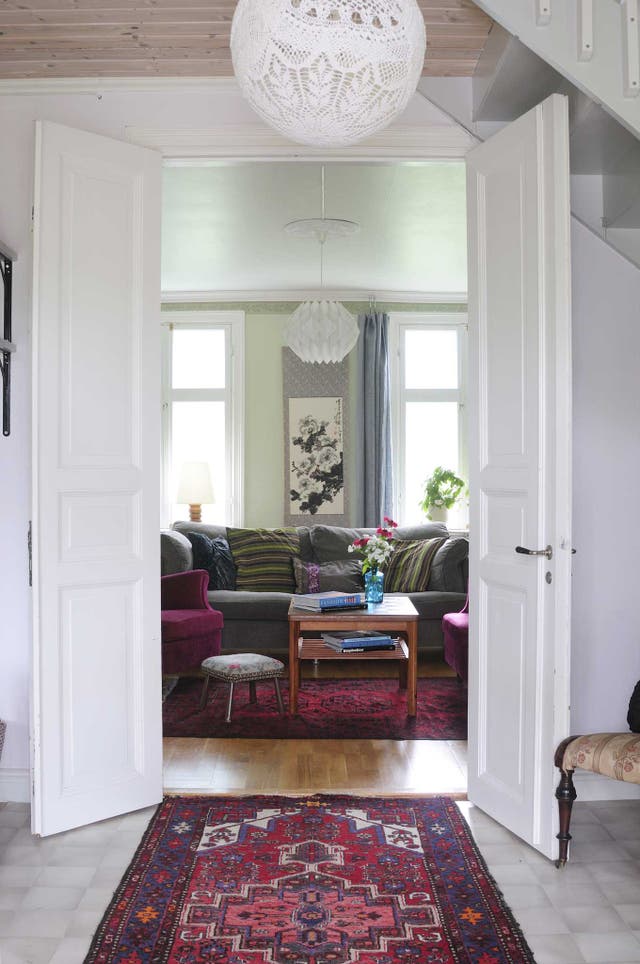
[384,538,446,593]
[226,527,300,592]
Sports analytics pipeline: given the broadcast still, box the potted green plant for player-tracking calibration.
[420,466,466,523]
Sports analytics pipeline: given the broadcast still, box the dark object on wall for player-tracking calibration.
[627,680,640,732]
[0,242,17,437]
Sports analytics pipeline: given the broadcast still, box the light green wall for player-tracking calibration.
[163,302,466,525]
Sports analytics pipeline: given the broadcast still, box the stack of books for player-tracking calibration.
[321,630,397,653]
[291,591,367,612]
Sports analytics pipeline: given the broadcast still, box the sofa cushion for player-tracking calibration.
[293,558,363,594]
[404,591,468,621]
[309,523,449,563]
[209,590,293,622]
[161,529,193,576]
[384,537,446,593]
[173,521,314,564]
[185,531,236,591]
[226,527,300,592]
[427,538,469,593]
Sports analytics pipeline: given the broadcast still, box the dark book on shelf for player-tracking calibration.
[321,630,396,649]
[323,639,397,653]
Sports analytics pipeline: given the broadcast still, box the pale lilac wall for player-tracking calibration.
[571,218,640,733]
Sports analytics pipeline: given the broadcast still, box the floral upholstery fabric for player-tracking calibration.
[562,733,640,783]
[201,652,285,682]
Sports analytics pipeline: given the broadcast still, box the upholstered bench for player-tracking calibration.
[200,653,286,722]
[555,733,640,866]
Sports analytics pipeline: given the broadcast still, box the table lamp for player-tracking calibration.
[176,461,215,522]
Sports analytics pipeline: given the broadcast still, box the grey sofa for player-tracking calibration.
[161,521,468,658]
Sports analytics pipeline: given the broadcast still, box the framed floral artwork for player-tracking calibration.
[283,347,350,525]
[289,397,344,515]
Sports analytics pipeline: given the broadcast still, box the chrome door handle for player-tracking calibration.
[515,545,553,560]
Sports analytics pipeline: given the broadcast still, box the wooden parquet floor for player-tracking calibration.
[163,658,468,797]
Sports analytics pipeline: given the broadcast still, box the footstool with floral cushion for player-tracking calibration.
[199,653,286,722]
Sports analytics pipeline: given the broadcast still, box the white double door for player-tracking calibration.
[32,96,572,859]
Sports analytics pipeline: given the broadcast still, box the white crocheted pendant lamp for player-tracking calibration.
[230,0,426,147]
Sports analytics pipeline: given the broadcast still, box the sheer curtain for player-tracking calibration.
[355,311,394,526]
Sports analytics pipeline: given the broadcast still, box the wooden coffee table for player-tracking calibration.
[287,595,419,716]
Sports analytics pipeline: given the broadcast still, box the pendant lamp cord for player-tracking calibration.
[319,165,326,289]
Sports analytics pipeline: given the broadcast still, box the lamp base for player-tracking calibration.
[188,504,202,522]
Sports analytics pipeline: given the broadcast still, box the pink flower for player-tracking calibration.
[377,528,393,539]
[353,537,370,547]
[383,516,398,528]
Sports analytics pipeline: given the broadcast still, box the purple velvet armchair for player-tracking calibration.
[442,596,469,683]
[161,569,223,676]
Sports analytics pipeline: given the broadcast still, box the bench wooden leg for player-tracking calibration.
[555,767,577,867]
[554,735,581,867]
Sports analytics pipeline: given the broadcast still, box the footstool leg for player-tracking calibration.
[225,682,235,723]
[274,677,284,715]
[249,680,257,704]
[199,675,210,710]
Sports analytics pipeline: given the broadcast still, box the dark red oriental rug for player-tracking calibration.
[85,795,534,964]
[162,677,467,740]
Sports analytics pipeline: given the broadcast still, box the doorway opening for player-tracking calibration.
[158,159,471,798]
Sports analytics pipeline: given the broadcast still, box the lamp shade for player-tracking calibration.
[284,301,359,364]
[231,0,426,147]
[176,461,215,505]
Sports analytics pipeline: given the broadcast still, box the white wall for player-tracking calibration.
[571,218,640,733]
[0,82,454,793]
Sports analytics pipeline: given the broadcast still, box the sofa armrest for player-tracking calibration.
[161,570,210,611]
[161,529,193,576]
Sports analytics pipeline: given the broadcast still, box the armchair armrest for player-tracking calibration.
[161,569,211,611]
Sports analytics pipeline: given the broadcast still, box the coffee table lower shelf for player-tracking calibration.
[298,637,409,661]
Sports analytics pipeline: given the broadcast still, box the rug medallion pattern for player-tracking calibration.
[86,795,534,963]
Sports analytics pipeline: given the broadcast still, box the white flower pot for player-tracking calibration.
[428,506,449,524]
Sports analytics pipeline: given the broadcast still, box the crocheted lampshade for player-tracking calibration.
[231,0,426,147]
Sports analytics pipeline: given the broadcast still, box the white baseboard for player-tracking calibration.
[0,768,30,803]
[573,770,640,801]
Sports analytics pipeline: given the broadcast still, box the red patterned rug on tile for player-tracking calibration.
[162,676,467,740]
[85,795,534,964]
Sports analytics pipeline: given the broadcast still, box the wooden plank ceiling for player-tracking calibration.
[0,0,493,80]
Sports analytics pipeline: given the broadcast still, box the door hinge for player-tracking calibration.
[28,520,32,586]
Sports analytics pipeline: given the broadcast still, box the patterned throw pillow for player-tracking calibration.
[226,527,300,592]
[293,558,364,594]
[186,532,236,591]
[384,538,446,593]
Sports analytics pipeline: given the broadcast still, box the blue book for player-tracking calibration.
[321,630,396,649]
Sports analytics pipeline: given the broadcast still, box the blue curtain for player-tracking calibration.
[355,311,394,526]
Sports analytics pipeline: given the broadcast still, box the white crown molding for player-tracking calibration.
[0,76,240,96]
[0,768,30,804]
[129,124,474,160]
[161,289,468,304]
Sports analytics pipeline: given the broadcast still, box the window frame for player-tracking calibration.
[388,311,468,526]
[161,309,245,527]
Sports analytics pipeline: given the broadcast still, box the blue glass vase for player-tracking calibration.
[364,569,384,604]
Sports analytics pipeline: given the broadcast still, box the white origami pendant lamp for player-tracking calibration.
[231,0,426,147]
[283,167,360,364]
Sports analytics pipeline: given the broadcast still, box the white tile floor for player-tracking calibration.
[2,795,640,962]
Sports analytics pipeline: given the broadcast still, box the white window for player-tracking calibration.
[161,310,245,526]
[389,313,467,527]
